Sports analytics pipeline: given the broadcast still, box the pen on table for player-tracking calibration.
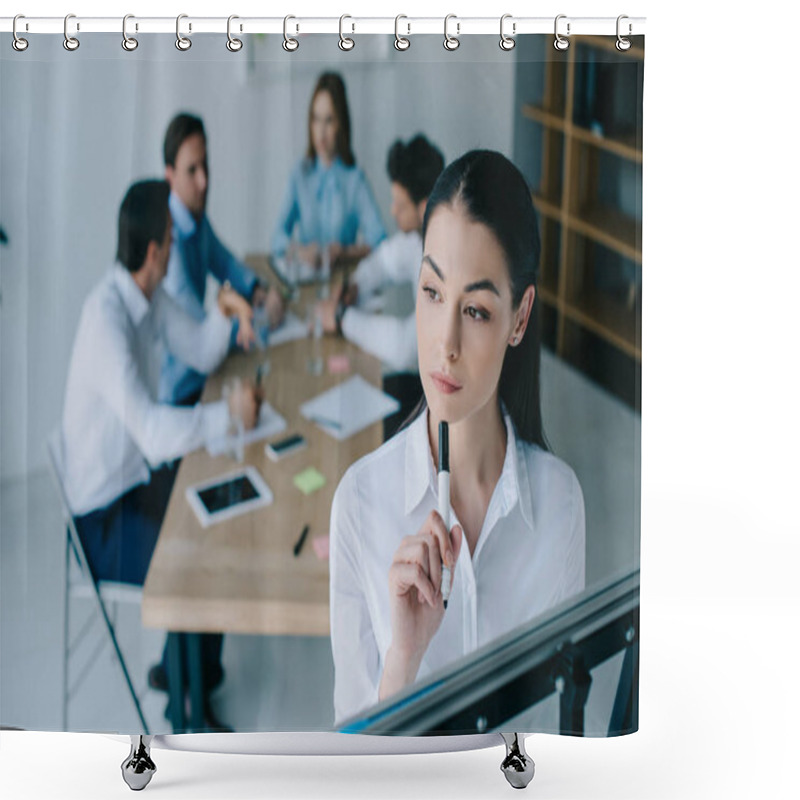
[438,420,453,609]
[293,524,310,557]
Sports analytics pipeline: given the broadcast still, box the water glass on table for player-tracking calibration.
[306,304,324,376]
[253,302,270,350]
[222,376,246,463]
[318,247,331,300]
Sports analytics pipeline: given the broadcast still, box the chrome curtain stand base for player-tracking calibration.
[121,735,156,791]
[500,733,535,789]
[119,733,533,790]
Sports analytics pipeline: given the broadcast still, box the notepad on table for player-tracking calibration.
[293,467,326,496]
[300,374,400,440]
[312,535,330,561]
[206,401,287,457]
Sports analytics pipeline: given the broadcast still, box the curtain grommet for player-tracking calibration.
[444,14,460,51]
[175,14,192,51]
[63,13,80,51]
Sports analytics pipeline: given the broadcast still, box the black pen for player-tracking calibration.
[293,524,310,557]
[438,421,452,609]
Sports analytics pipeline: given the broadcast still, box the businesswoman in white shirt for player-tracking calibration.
[329,150,586,724]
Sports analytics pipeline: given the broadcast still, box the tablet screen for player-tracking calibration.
[197,474,260,515]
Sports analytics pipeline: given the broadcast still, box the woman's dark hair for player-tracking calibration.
[163,113,205,168]
[387,135,445,204]
[305,72,355,167]
[116,180,171,273]
[411,150,546,448]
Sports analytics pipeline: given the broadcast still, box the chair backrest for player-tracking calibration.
[47,428,142,603]
[46,429,142,603]
[46,429,74,521]
[46,428,94,575]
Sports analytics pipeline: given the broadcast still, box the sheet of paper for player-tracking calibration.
[299,374,400,440]
[267,310,309,347]
[206,401,287,457]
[293,467,327,496]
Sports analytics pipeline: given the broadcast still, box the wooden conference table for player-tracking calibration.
[141,255,384,731]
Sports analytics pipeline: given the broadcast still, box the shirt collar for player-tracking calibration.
[169,191,199,238]
[503,412,535,530]
[313,155,342,172]
[404,409,435,516]
[312,156,345,188]
[111,264,150,326]
[403,405,534,530]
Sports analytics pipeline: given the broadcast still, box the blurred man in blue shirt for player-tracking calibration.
[160,113,286,405]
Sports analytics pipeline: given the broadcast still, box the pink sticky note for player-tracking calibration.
[327,355,351,374]
[312,535,330,561]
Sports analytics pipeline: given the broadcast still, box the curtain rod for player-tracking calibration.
[1,15,646,37]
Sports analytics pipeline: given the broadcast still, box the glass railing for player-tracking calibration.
[339,568,639,737]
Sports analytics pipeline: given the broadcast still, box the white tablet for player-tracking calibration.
[186,466,273,528]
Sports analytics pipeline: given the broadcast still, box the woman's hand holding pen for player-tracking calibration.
[379,510,463,701]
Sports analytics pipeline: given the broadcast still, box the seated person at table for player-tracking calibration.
[61,179,260,731]
[271,72,386,268]
[161,112,286,406]
[317,135,444,436]
[329,152,585,724]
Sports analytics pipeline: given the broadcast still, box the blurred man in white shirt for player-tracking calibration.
[317,135,444,437]
[61,179,258,731]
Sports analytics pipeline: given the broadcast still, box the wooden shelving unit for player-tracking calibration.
[518,36,644,408]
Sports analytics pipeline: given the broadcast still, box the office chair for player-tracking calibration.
[46,430,150,733]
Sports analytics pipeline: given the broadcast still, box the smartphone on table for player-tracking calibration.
[266,433,307,462]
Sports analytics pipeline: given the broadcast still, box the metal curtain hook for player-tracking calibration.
[283,15,299,52]
[227,15,243,52]
[12,14,29,52]
[339,15,354,51]
[394,15,410,51]
[176,14,191,51]
[554,14,570,51]
[122,14,138,51]
[444,14,460,51]
[63,13,80,51]
[616,15,632,51]
[500,14,515,51]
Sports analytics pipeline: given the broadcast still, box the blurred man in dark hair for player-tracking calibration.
[61,180,258,732]
[317,134,444,437]
[160,112,286,406]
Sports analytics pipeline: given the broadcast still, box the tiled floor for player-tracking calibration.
[0,350,640,735]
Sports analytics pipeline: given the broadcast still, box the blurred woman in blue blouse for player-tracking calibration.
[271,72,386,267]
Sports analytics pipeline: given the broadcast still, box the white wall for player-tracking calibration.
[0,34,517,480]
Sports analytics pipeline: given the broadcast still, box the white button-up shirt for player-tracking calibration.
[61,265,231,516]
[341,230,422,373]
[329,407,586,724]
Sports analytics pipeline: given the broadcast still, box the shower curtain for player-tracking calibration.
[0,22,642,742]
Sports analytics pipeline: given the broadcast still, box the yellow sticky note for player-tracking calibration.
[293,467,326,496]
